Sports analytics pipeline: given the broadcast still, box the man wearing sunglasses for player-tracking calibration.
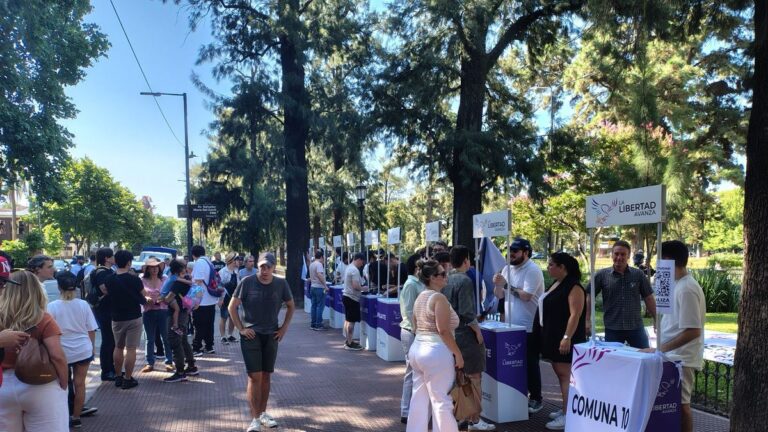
[493,237,545,415]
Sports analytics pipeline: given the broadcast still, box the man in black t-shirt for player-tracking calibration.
[163,258,198,382]
[211,252,226,272]
[92,248,116,381]
[106,250,146,390]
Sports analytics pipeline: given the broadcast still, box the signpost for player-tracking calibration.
[425,220,441,257]
[177,204,218,219]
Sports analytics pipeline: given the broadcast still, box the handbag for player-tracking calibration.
[451,368,482,421]
[15,322,57,385]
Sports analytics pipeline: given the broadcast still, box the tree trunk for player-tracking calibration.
[731,1,768,428]
[332,155,344,237]
[279,3,310,307]
[9,183,17,240]
[451,56,487,248]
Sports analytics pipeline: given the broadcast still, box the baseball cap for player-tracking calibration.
[0,256,20,285]
[509,238,532,252]
[257,252,277,267]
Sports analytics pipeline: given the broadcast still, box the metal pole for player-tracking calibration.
[359,201,366,252]
[475,238,481,317]
[589,228,596,344]
[656,222,663,352]
[183,93,193,258]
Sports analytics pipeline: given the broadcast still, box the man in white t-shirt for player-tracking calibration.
[190,245,220,356]
[342,253,365,350]
[309,250,329,330]
[644,240,705,432]
[335,251,349,284]
[492,237,545,414]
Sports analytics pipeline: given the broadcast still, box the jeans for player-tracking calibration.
[93,307,115,377]
[400,328,416,417]
[526,331,542,401]
[310,287,325,328]
[143,310,172,365]
[605,327,650,349]
[168,311,194,373]
[407,338,458,432]
[192,304,216,352]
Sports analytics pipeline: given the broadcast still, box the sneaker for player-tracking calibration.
[310,326,320,331]
[259,412,278,428]
[545,413,566,430]
[549,409,564,420]
[204,348,216,354]
[344,342,363,351]
[121,377,138,390]
[247,418,261,432]
[114,375,124,388]
[80,406,98,417]
[468,419,496,431]
[165,363,176,372]
[528,399,544,414]
[221,337,230,344]
[401,416,408,424]
[193,350,204,357]
[227,336,238,342]
[163,373,188,383]
[101,371,116,382]
[69,417,82,428]
[184,366,199,376]
[141,364,154,373]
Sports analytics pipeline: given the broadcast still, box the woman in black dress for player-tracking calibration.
[533,252,586,430]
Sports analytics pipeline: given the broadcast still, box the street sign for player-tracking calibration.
[346,232,357,245]
[426,221,441,242]
[177,204,218,219]
[333,235,343,248]
[387,227,401,245]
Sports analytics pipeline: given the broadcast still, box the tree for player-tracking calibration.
[151,215,184,250]
[0,1,108,202]
[703,188,745,252]
[43,158,153,253]
[732,1,768,427]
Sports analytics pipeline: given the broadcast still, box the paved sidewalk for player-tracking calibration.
[80,309,729,431]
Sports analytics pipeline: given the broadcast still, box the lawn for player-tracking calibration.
[592,311,737,334]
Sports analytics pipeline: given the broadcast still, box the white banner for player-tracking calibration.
[473,210,511,238]
[346,232,357,245]
[369,230,380,246]
[654,260,676,315]
[426,221,441,242]
[318,237,326,249]
[567,344,662,432]
[333,235,343,248]
[586,185,666,228]
[387,227,401,245]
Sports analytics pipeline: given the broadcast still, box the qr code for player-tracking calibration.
[656,269,671,298]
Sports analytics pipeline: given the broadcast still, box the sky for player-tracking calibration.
[63,0,231,217]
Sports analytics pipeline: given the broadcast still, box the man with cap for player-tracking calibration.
[342,253,366,350]
[228,252,295,432]
[493,237,545,414]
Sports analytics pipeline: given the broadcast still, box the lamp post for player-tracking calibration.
[140,91,193,258]
[355,184,367,251]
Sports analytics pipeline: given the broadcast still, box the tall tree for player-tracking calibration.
[732,0,767,427]
[0,1,108,201]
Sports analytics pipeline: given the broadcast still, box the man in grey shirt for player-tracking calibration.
[587,240,656,348]
[229,252,295,432]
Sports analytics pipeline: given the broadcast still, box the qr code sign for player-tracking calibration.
[655,260,676,313]
[656,269,671,299]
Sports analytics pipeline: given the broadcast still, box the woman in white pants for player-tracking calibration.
[0,270,69,432]
[407,259,464,432]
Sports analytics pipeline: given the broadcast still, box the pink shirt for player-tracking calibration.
[142,275,168,311]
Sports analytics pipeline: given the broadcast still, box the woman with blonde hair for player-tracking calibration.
[406,259,463,432]
[47,271,99,428]
[0,270,69,431]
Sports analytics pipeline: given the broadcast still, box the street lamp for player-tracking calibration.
[355,183,367,251]
[140,91,193,258]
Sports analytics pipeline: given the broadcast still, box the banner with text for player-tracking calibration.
[426,221,441,242]
[586,185,666,228]
[387,227,401,245]
[567,344,663,432]
[473,210,511,238]
[654,260,676,315]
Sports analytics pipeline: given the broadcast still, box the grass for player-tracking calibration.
[592,311,737,334]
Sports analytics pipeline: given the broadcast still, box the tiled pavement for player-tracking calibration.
[79,309,730,431]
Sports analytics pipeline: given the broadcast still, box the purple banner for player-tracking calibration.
[325,289,332,308]
[645,360,682,431]
[331,286,344,313]
[482,327,527,395]
[361,295,378,328]
[377,298,402,340]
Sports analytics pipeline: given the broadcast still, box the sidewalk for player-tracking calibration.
[81,309,730,431]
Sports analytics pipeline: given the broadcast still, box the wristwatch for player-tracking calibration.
[562,335,570,340]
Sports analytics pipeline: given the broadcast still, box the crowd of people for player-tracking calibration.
[0,246,295,432]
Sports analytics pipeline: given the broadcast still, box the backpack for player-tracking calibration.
[203,260,225,298]
[183,284,205,311]
[85,267,107,306]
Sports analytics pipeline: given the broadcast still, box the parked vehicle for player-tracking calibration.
[131,246,178,272]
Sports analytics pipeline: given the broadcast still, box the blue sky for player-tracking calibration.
[63,0,230,217]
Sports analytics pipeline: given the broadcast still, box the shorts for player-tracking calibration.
[455,327,486,375]
[219,303,230,319]
[342,296,361,323]
[241,332,279,373]
[681,366,696,404]
[68,356,94,368]
[112,317,143,349]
